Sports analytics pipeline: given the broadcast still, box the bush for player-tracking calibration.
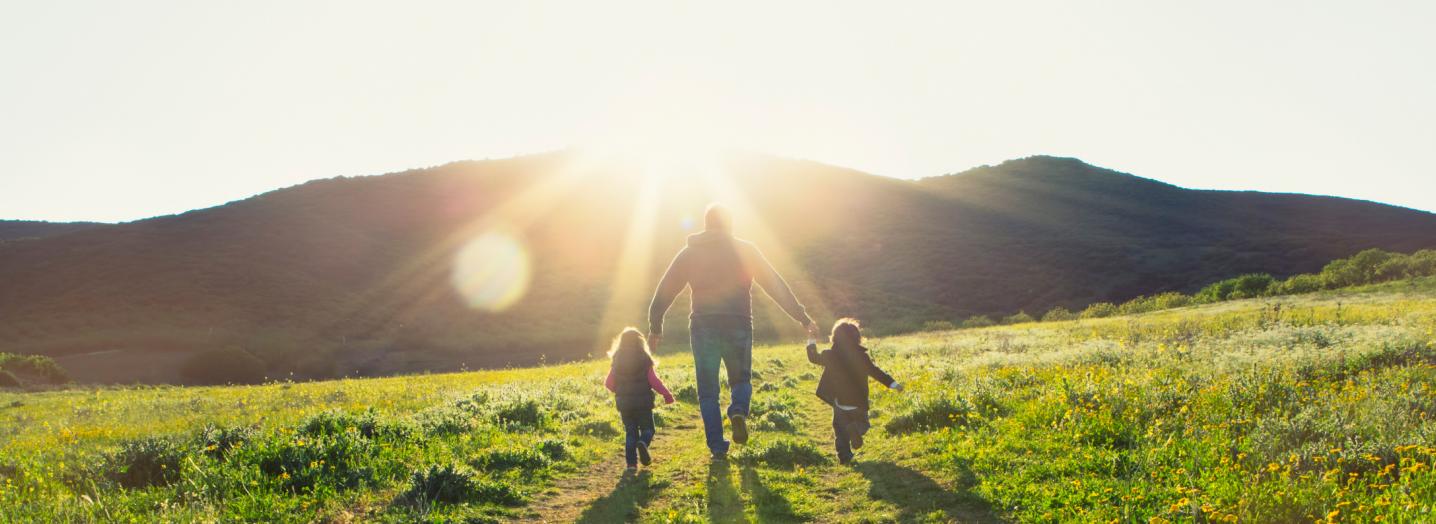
[254,432,378,492]
[400,463,524,507]
[1080,303,1118,319]
[492,398,549,429]
[181,347,266,385]
[961,315,995,328]
[417,407,479,436]
[104,437,185,488]
[884,396,975,434]
[740,439,828,469]
[574,420,618,438]
[536,439,570,461]
[921,320,958,332]
[1002,311,1035,325]
[197,424,254,459]
[0,353,70,384]
[471,449,549,472]
[675,384,699,404]
[298,410,414,441]
[1041,307,1076,322]
[1273,274,1323,295]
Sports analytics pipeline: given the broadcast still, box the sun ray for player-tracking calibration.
[592,162,664,351]
[697,158,834,340]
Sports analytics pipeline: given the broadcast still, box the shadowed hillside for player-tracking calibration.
[0,220,109,241]
[1,152,1434,384]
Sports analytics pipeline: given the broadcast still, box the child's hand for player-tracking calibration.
[890,381,905,393]
[664,395,676,405]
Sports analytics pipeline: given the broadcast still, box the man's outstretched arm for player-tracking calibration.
[746,244,814,328]
[647,250,689,337]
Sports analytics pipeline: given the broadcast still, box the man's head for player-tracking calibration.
[704,203,732,232]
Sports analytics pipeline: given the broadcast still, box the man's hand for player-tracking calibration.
[647,332,663,351]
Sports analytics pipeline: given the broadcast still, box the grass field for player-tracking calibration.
[3,279,1436,522]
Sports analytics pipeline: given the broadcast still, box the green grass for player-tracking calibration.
[3,283,1436,522]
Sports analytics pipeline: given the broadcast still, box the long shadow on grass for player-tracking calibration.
[706,460,746,523]
[740,465,804,523]
[853,461,1004,523]
[575,470,663,523]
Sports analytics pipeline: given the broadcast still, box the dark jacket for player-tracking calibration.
[806,343,895,410]
[648,230,811,335]
[611,364,654,411]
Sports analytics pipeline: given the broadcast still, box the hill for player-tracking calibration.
[0,220,108,241]
[2,152,1435,384]
[1,279,1433,522]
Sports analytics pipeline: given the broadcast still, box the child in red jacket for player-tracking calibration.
[604,328,675,470]
[805,318,903,464]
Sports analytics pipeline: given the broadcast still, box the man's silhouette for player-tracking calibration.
[648,204,817,458]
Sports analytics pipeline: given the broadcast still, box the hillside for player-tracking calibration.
[2,152,1435,384]
[2,280,1433,522]
[0,220,108,242]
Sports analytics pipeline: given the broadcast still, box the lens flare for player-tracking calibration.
[450,231,531,312]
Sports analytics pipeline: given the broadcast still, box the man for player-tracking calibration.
[648,204,818,459]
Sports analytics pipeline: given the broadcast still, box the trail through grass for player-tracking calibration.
[4,281,1436,522]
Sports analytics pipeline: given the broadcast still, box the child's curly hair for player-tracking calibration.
[607,327,655,374]
[831,318,863,352]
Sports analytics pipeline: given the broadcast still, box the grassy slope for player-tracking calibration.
[3,280,1436,522]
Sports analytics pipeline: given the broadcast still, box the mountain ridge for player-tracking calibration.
[3,152,1433,384]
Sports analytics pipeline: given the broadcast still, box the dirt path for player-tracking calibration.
[518,406,705,523]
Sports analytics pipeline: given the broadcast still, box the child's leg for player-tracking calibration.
[847,409,871,439]
[619,409,640,467]
[832,406,853,462]
[638,408,656,447]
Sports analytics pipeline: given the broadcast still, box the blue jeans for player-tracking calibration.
[690,316,753,455]
[832,406,870,462]
[620,408,655,467]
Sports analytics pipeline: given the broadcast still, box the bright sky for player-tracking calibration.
[2,1,1433,222]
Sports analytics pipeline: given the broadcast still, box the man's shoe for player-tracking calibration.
[730,414,748,445]
[637,442,652,466]
[839,455,853,465]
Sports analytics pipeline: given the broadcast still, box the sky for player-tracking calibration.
[1,1,1433,223]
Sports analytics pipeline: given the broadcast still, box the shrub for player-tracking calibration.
[675,384,699,404]
[884,396,975,434]
[536,439,570,461]
[1151,291,1193,309]
[1080,302,1118,319]
[574,420,618,438]
[197,424,254,459]
[740,439,828,468]
[1041,307,1076,322]
[417,408,478,436]
[254,432,377,492]
[471,449,549,472]
[181,347,266,385]
[756,411,797,432]
[961,315,995,328]
[0,353,70,384]
[298,410,414,441]
[492,398,548,428]
[1229,274,1276,299]
[1002,311,1035,325]
[104,437,185,488]
[921,320,958,332]
[400,463,524,507]
[1273,274,1323,295]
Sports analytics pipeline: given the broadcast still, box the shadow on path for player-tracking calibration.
[853,461,1005,523]
[740,464,805,523]
[575,470,664,523]
[706,460,746,523]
